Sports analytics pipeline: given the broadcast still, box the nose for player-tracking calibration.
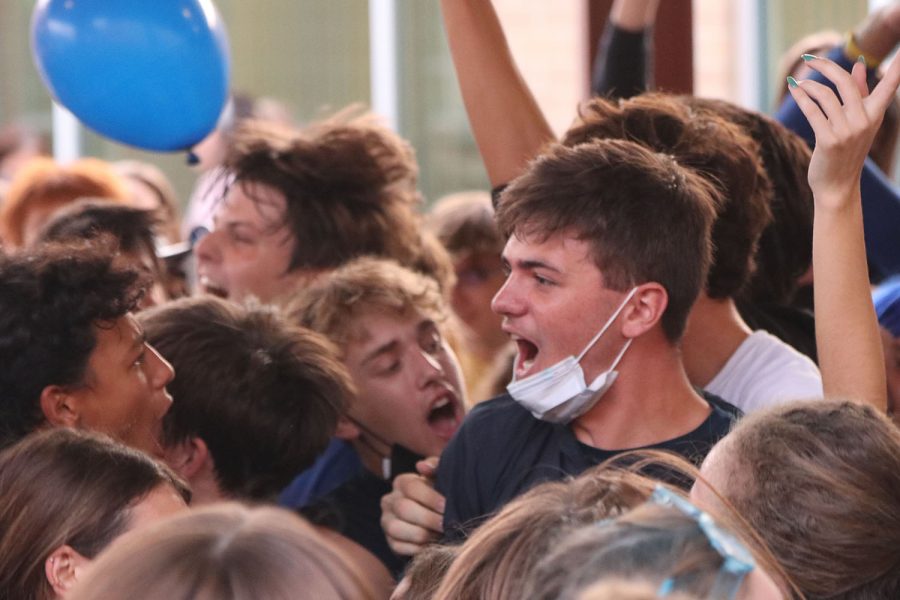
[146,343,175,390]
[491,274,523,317]
[413,347,444,389]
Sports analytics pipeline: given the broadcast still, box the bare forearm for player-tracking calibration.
[609,0,660,31]
[853,6,900,64]
[813,194,887,410]
[440,0,555,186]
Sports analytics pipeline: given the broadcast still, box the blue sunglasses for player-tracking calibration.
[650,486,755,600]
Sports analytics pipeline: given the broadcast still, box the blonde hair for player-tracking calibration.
[69,503,376,600]
[289,256,448,349]
[432,466,659,600]
[393,544,458,600]
[525,502,753,600]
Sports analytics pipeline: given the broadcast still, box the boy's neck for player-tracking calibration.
[681,294,753,387]
[571,334,711,450]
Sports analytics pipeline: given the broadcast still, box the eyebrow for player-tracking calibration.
[129,328,147,353]
[361,339,400,366]
[226,221,263,234]
[509,258,562,273]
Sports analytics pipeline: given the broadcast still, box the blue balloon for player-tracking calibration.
[31,0,231,152]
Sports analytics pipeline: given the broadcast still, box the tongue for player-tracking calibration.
[428,409,459,440]
[516,340,537,372]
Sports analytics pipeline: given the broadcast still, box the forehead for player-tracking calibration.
[503,231,597,269]
[344,308,429,349]
[218,180,288,228]
[90,313,142,358]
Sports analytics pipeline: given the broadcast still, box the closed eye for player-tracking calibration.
[534,273,555,286]
[376,360,401,377]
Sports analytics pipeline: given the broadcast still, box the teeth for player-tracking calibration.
[199,276,227,297]
[432,397,450,410]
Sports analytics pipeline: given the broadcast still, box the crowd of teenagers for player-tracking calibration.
[1,0,900,598]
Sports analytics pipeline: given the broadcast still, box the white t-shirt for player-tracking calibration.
[705,330,823,414]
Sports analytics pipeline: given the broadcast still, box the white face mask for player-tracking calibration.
[507,287,638,424]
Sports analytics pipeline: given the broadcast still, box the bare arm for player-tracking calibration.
[439,0,554,186]
[790,54,900,410]
[609,0,660,31]
[592,0,661,98]
[851,2,900,65]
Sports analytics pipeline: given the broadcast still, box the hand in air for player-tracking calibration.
[789,54,900,207]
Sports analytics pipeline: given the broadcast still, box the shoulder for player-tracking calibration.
[437,394,564,536]
[737,331,823,403]
[463,393,534,428]
[654,391,740,466]
[443,394,549,459]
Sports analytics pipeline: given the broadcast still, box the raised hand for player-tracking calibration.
[789,54,900,207]
[787,54,898,411]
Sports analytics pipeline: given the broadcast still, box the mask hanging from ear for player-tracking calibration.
[507,287,637,424]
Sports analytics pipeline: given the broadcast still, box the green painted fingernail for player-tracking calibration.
[801,53,817,61]
[858,54,867,65]
[787,76,798,89]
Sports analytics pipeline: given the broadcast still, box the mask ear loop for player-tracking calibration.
[576,287,639,363]
[345,416,395,477]
[605,337,633,374]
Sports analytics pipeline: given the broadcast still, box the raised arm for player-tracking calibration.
[592,0,660,98]
[439,0,554,187]
[789,54,900,410]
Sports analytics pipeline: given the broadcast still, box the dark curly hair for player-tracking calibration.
[0,243,146,449]
[37,199,160,265]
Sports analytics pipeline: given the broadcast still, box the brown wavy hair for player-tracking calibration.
[68,503,375,600]
[563,93,773,300]
[716,400,900,599]
[223,108,453,292]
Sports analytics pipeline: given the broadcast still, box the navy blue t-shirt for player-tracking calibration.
[436,392,740,538]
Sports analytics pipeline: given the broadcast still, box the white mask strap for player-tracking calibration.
[608,337,633,372]
[576,287,639,363]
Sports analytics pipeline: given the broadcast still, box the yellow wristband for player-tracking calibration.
[845,31,882,69]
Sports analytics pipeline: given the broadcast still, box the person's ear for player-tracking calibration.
[621,283,668,338]
[334,415,361,441]
[45,544,89,596]
[162,436,210,481]
[38,385,80,428]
